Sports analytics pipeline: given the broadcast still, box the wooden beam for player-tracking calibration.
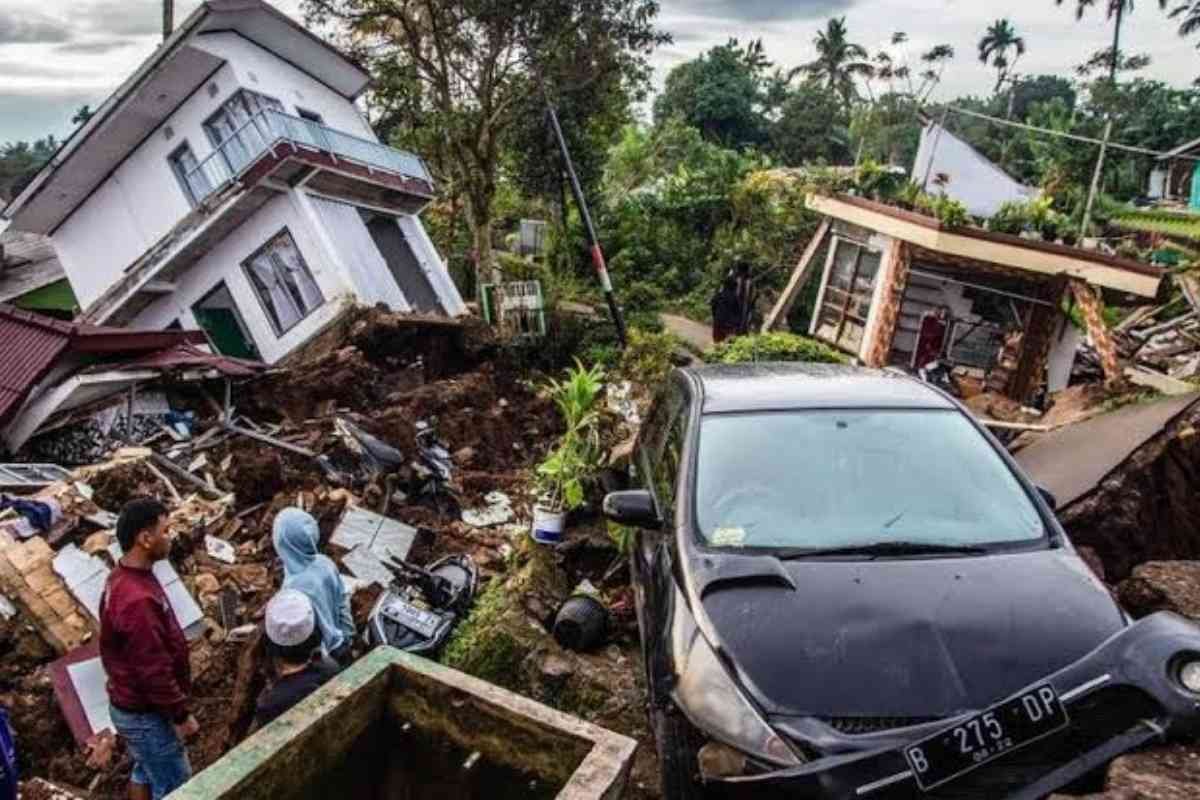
[762,219,831,332]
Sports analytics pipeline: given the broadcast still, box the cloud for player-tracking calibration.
[56,38,137,55]
[664,0,860,23]
[0,60,91,79]
[0,8,71,44]
[76,0,203,36]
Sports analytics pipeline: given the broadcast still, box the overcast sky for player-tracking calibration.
[2,0,1199,145]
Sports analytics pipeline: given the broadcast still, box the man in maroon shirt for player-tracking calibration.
[100,498,198,800]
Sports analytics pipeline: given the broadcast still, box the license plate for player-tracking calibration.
[904,684,1069,791]
[381,598,441,639]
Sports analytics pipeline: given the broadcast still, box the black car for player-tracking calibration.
[603,363,1200,799]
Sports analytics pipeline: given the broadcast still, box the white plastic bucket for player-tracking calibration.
[531,506,567,545]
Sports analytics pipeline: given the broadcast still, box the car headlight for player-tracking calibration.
[1177,658,1200,693]
[674,630,802,767]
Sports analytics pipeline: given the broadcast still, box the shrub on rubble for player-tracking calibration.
[617,328,684,386]
[704,332,846,365]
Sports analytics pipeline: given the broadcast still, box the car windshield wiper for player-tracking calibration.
[775,541,988,560]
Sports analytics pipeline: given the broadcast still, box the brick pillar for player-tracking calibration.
[1009,280,1065,403]
[1069,279,1123,389]
[863,241,910,368]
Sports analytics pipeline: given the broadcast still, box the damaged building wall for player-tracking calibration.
[130,191,353,364]
[190,32,376,142]
[50,62,244,309]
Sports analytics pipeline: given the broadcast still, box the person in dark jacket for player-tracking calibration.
[100,498,196,800]
[711,276,741,343]
[253,589,337,730]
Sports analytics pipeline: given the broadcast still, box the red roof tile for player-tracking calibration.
[0,304,212,430]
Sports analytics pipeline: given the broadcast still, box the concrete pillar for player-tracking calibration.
[862,241,910,368]
[1069,279,1123,389]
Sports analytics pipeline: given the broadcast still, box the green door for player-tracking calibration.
[192,282,260,360]
[1190,162,1200,210]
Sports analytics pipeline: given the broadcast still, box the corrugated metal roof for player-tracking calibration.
[0,305,213,430]
[99,343,262,376]
[0,307,72,428]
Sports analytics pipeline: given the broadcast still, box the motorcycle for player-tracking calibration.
[917,359,961,398]
[364,551,478,655]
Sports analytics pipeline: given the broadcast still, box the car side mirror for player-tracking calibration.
[602,490,660,528]
[1037,485,1057,510]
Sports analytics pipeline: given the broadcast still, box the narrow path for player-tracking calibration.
[659,313,712,352]
[558,301,714,352]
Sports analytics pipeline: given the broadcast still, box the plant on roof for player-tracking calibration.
[989,200,1030,235]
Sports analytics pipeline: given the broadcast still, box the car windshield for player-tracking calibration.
[694,409,1045,552]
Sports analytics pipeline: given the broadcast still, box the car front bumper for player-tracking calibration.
[705,612,1200,800]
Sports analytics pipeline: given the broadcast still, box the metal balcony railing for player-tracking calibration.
[183,109,431,205]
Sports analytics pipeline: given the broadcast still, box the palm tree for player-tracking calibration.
[1055,0,1167,83]
[978,19,1026,94]
[1056,0,1167,235]
[802,17,873,110]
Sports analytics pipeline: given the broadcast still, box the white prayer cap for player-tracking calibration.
[264,589,316,648]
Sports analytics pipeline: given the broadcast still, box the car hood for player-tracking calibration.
[699,549,1123,718]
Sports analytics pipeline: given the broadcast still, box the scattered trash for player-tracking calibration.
[462,491,514,528]
[204,535,237,565]
[227,624,258,642]
[606,380,641,426]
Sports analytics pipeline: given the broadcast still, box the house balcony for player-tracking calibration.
[83,111,435,325]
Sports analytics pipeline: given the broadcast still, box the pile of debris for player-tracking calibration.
[0,306,585,797]
[1076,272,1200,395]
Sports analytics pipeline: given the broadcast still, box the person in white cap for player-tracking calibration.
[253,589,338,729]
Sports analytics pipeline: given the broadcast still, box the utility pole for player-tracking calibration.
[163,0,174,41]
[544,99,627,348]
[1080,1,1124,238]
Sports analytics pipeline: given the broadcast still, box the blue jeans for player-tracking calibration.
[109,706,192,800]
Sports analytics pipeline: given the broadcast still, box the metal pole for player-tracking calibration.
[163,0,174,41]
[126,383,137,442]
[1081,3,1124,238]
[544,100,627,348]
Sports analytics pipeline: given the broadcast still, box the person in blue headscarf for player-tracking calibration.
[271,507,355,666]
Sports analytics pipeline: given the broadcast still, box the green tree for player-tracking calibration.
[1075,46,1152,77]
[770,78,851,165]
[1010,74,1077,120]
[653,39,773,149]
[801,17,873,110]
[978,19,1026,95]
[1055,0,1166,83]
[71,105,94,126]
[303,0,668,287]
[0,137,58,203]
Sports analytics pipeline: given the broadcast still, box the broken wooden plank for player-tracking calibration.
[977,419,1051,433]
[762,218,831,332]
[1124,366,1197,396]
[221,421,317,458]
[1114,304,1161,334]
[143,459,183,505]
[1132,311,1199,341]
[148,454,226,500]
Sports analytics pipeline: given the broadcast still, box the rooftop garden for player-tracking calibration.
[805,159,1188,268]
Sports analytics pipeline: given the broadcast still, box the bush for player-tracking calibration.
[704,332,847,365]
[618,328,684,386]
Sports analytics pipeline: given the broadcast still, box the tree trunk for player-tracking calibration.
[473,215,497,288]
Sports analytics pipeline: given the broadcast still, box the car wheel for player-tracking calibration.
[652,705,703,800]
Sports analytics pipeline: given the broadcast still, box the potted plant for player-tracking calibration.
[531,361,605,544]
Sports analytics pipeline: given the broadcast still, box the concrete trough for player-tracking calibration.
[168,646,638,800]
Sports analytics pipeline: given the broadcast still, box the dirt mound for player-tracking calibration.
[1058,410,1200,582]
[1117,562,1200,619]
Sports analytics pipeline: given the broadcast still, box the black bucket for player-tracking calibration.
[552,595,609,652]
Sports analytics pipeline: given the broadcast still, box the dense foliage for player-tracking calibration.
[704,333,848,365]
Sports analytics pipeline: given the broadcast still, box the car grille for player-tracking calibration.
[822,716,942,735]
[924,685,1163,799]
